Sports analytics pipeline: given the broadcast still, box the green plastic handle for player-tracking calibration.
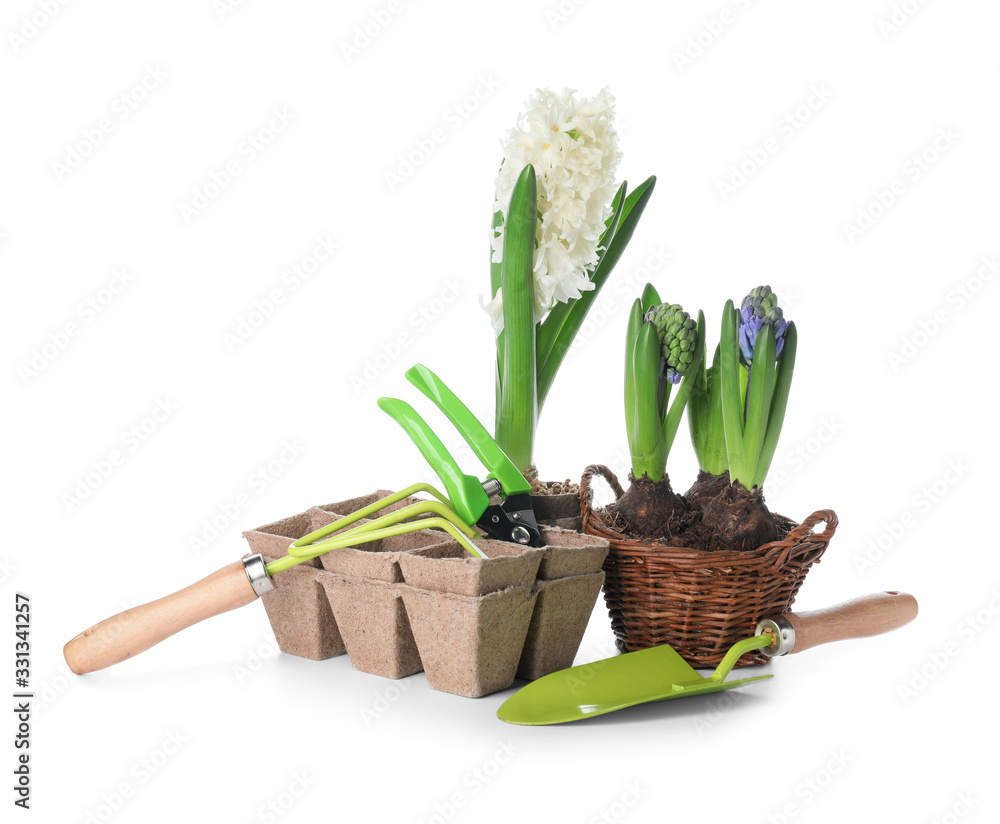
[377,397,490,526]
[405,364,531,496]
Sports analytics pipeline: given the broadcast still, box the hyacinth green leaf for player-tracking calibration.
[629,322,667,483]
[687,312,711,464]
[535,182,626,386]
[492,209,505,404]
[753,321,797,488]
[537,175,656,407]
[623,298,644,460]
[742,323,776,488]
[495,165,538,473]
[719,300,747,485]
[662,309,704,458]
[703,343,728,475]
[641,283,661,313]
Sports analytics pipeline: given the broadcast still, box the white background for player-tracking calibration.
[3,1,998,822]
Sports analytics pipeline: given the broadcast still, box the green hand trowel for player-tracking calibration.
[497,591,918,725]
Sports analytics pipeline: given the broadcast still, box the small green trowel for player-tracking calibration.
[497,591,918,725]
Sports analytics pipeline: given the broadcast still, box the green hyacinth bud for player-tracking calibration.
[645,303,697,384]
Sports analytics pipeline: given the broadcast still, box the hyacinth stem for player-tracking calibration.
[742,323,776,486]
[494,165,538,474]
[628,322,667,482]
[752,321,797,488]
[536,176,656,408]
[720,300,748,485]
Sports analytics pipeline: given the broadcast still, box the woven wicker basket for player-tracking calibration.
[580,464,837,667]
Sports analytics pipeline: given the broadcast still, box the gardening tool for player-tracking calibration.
[64,364,540,675]
[496,591,918,725]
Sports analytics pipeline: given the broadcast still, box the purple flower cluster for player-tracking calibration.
[738,286,788,364]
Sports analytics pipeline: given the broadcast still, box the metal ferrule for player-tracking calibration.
[756,615,795,657]
[242,554,275,598]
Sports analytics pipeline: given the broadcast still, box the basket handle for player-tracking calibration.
[764,509,838,569]
[579,464,626,523]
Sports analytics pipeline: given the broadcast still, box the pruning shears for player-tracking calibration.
[378,363,543,548]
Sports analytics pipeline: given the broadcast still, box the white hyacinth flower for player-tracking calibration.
[485,87,621,335]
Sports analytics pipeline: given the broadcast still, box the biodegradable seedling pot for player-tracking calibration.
[516,571,606,681]
[319,575,422,679]
[530,492,583,531]
[400,585,538,698]
[534,527,610,579]
[244,508,346,660]
[397,542,544,596]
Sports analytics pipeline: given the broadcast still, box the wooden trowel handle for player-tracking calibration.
[64,560,263,675]
[782,591,918,655]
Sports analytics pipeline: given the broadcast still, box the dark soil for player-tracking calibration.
[684,470,730,508]
[611,473,694,540]
[601,475,793,553]
[700,482,779,551]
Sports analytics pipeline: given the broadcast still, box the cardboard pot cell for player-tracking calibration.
[311,514,445,579]
[516,571,605,681]
[319,575,422,679]
[397,542,544,597]
[244,507,343,568]
[255,556,345,660]
[401,585,538,698]
[244,508,347,660]
[530,492,583,531]
[534,527,610,580]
